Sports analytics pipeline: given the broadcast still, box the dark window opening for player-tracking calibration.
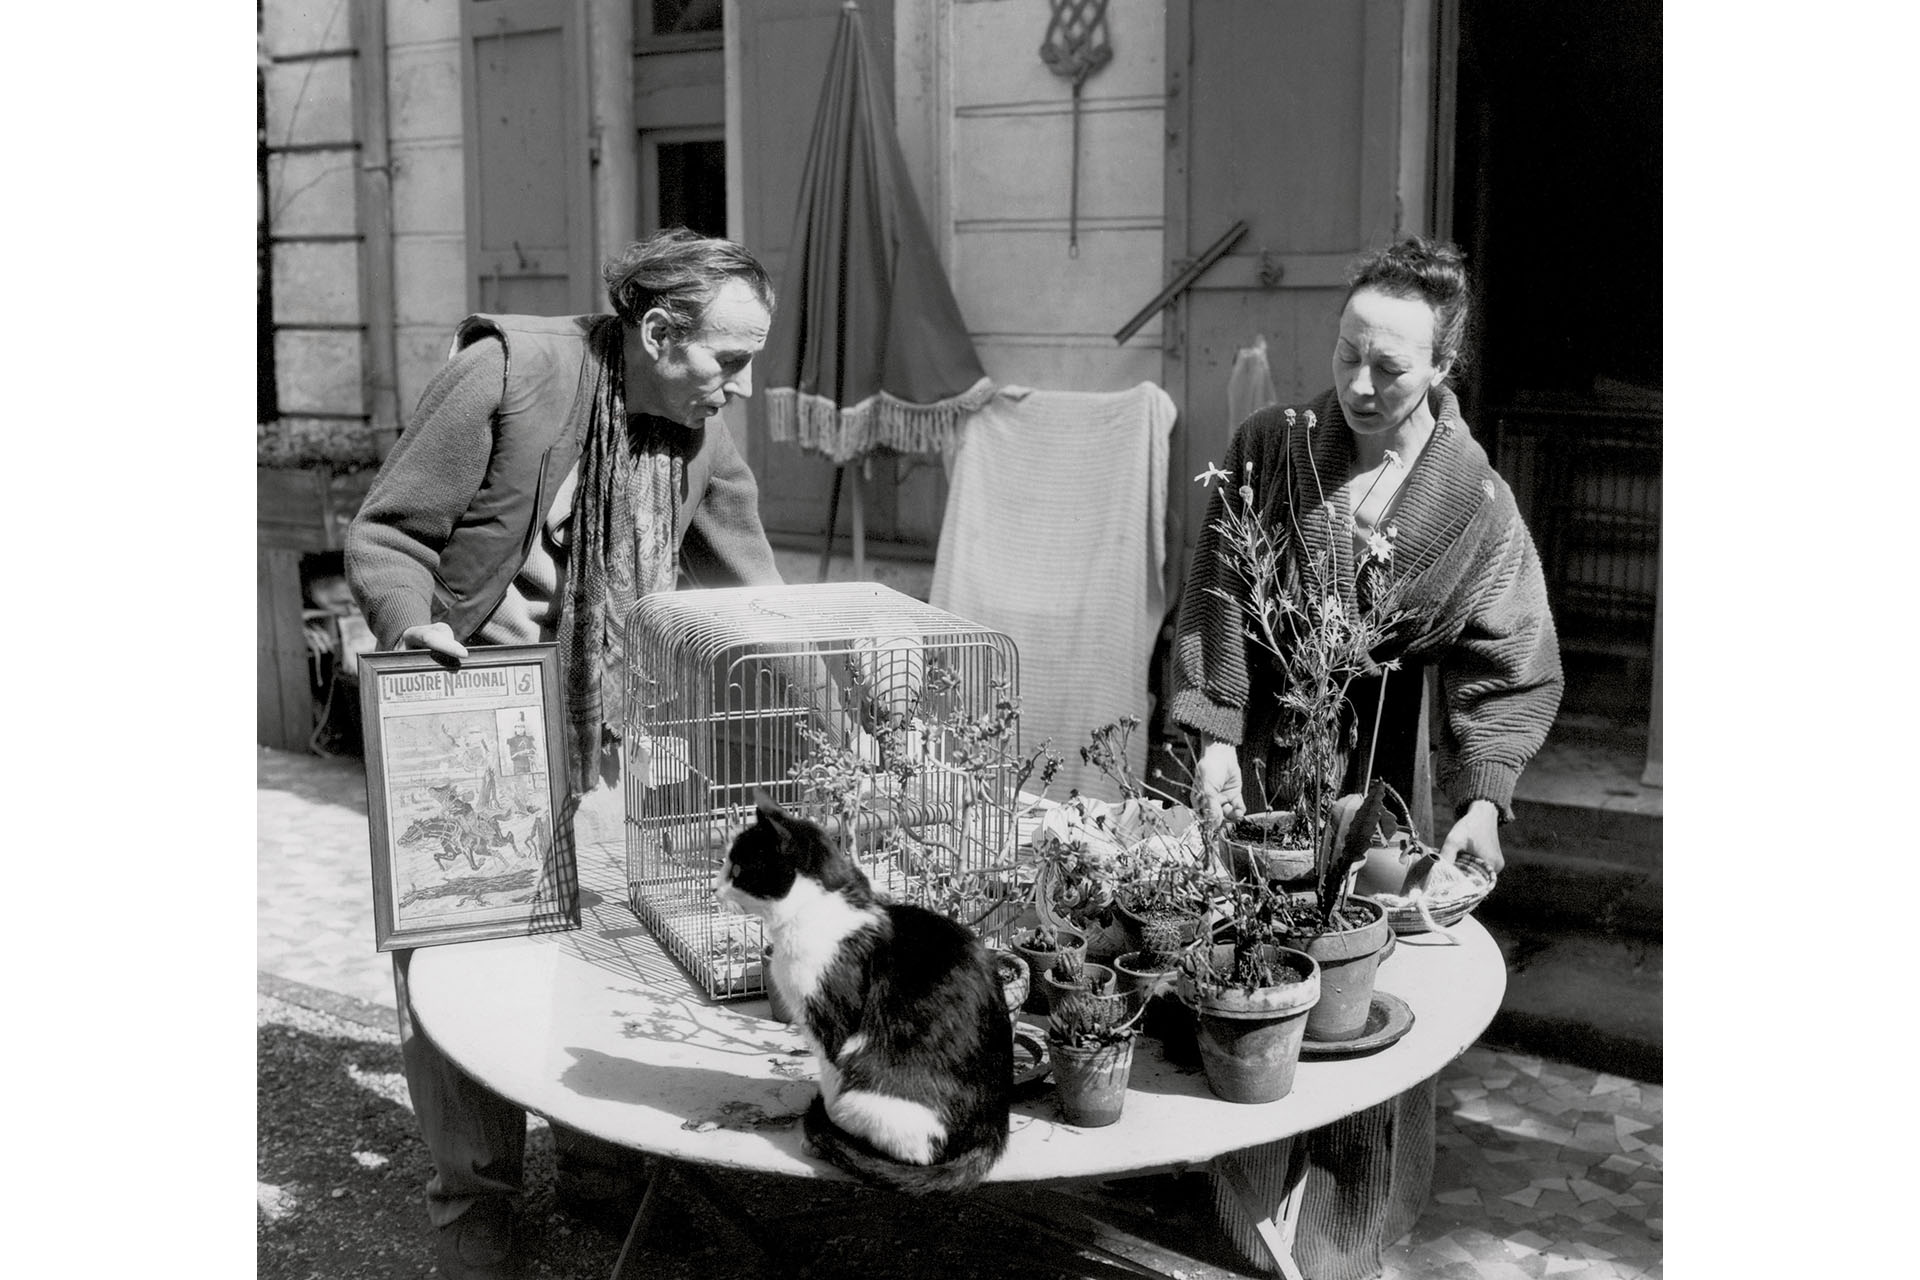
[651,0,722,36]
[655,140,728,239]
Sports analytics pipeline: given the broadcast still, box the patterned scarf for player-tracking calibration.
[555,317,683,796]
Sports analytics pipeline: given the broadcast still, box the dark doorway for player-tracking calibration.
[655,138,728,238]
[1451,0,1662,722]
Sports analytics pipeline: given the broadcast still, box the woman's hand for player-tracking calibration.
[1438,799,1504,875]
[1191,741,1246,828]
[400,622,468,663]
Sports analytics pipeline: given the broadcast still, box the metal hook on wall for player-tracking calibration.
[1040,0,1113,258]
[1258,249,1284,288]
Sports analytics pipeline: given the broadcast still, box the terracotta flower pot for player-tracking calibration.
[1113,950,1186,1043]
[1220,813,1317,882]
[1178,944,1321,1104]
[989,948,1031,1047]
[1049,1035,1135,1127]
[1040,961,1120,1026]
[990,948,1031,1013]
[1112,898,1205,956]
[1011,927,1088,1013]
[1286,897,1392,1043]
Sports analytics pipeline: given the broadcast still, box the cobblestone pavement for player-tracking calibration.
[259,746,1661,1278]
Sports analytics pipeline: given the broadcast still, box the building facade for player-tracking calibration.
[260,0,1660,748]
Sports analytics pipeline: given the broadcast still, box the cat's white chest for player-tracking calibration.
[762,880,878,1010]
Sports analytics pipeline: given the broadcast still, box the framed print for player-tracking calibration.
[359,644,579,950]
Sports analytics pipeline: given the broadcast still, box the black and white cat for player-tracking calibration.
[715,801,1012,1193]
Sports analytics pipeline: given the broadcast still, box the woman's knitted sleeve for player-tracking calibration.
[345,339,503,648]
[1435,510,1565,819]
[1166,423,1258,746]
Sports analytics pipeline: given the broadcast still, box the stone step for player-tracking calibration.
[1479,921,1662,1083]
[1507,796,1661,872]
[1475,796,1663,939]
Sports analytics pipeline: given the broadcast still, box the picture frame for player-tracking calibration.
[359,644,579,950]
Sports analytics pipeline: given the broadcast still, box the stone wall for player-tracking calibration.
[261,0,466,445]
[261,0,366,438]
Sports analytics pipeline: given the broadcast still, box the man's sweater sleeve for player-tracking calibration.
[1436,514,1565,819]
[680,420,783,588]
[345,339,504,648]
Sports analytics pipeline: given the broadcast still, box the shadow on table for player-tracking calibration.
[558,1045,814,1136]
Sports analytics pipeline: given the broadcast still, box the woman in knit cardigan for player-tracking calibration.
[1168,236,1562,1280]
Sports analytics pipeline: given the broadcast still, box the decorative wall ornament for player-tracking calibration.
[1040,0,1113,256]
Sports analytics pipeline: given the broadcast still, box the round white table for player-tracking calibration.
[408,866,1505,1278]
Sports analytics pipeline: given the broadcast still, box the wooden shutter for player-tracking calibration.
[1163,0,1438,602]
[461,0,596,315]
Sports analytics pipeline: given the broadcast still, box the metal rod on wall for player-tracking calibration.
[1113,218,1248,345]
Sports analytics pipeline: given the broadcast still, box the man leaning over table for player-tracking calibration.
[347,228,789,1280]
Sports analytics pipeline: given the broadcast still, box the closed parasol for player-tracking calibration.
[761,0,994,576]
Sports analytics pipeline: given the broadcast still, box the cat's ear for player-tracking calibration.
[752,790,789,828]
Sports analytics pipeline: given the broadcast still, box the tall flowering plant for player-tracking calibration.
[1195,408,1422,919]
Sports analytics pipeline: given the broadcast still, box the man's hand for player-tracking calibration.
[1438,799,1504,875]
[400,622,469,663]
[1191,740,1246,828]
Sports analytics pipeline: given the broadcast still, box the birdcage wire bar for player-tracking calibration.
[622,583,1021,999]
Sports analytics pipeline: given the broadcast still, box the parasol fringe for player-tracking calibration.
[766,376,997,464]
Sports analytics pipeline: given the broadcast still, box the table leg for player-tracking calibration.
[609,1160,799,1280]
[608,1167,667,1280]
[1211,1140,1308,1280]
[974,1185,1185,1280]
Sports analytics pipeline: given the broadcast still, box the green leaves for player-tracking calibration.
[1318,780,1384,917]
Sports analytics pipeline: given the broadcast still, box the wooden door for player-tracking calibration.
[1162,0,1440,603]
[461,0,597,315]
[634,5,727,239]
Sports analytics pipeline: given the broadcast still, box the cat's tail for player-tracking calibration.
[802,1097,1004,1195]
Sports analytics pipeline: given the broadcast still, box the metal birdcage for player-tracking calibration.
[621,582,1021,999]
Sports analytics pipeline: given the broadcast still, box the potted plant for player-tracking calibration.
[1046,983,1145,1127]
[1196,450,1418,1044]
[1272,779,1401,1042]
[1175,876,1321,1104]
[1217,809,1318,883]
[1011,783,1130,1007]
[989,947,1031,1025]
[1007,922,1088,1014]
[1038,947,1118,1018]
[1111,860,1214,957]
[1113,909,1199,1045]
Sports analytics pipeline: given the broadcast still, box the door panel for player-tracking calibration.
[1164,0,1434,601]
[461,0,596,315]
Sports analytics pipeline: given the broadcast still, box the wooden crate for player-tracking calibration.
[257,467,375,751]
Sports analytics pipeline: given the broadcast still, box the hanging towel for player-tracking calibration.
[1228,334,1279,433]
[931,383,1176,801]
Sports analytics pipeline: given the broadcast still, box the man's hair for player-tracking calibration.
[602,228,777,336]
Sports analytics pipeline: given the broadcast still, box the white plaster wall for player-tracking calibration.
[383,0,466,419]
[919,0,1166,394]
[266,0,1167,432]
[261,1,365,423]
